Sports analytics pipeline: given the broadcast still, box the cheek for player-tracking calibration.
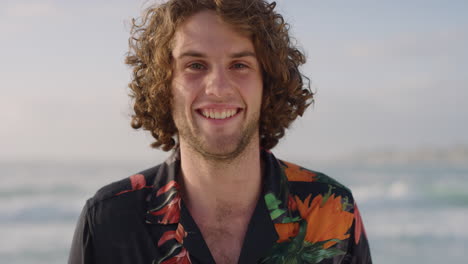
[238,76,263,106]
[170,82,185,113]
[171,79,198,112]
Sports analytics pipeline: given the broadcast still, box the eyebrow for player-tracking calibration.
[177,50,257,59]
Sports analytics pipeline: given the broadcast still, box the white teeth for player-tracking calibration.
[200,109,238,119]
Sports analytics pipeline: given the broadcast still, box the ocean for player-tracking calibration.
[1,158,467,263]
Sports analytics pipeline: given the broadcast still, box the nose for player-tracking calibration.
[205,67,234,98]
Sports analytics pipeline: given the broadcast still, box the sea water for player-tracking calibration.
[1,159,467,263]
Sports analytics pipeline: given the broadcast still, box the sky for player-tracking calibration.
[1,0,467,163]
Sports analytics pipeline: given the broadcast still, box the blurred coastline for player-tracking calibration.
[339,144,468,167]
[1,145,467,263]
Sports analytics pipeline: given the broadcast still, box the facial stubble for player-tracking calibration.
[175,109,260,162]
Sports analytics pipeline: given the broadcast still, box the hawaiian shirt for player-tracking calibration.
[68,150,372,264]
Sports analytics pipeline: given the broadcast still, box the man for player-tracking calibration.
[69,0,372,263]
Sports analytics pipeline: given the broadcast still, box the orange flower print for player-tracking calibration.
[282,161,317,182]
[295,194,354,249]
[295,193,321,219]
[288,195,298,211]
[274,222,300,243]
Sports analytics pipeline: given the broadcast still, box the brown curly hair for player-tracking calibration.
[125,0,313,151]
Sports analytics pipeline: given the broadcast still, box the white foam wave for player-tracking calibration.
[350,180,412,203]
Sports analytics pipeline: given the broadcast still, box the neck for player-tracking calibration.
[178,137,263,218]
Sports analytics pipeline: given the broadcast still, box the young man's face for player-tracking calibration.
[171,10,263,160]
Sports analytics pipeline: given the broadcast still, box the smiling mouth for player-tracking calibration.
[197,108,242,120]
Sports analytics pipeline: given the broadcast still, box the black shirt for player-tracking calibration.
[69,150,372,263]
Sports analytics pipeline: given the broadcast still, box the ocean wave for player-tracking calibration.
[0,205,80,224]
[362,206,468,239]
[350,180,468,207]
[0,222,73,254]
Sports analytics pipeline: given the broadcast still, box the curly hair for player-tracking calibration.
[125,0,314,151]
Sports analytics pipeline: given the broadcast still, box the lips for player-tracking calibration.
[196,108,241,120]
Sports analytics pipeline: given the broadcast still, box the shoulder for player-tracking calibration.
[73,164,163,258]
[278,159,354,202]
[86,164,160,212]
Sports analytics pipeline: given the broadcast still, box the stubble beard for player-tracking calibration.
[175,111,260,163]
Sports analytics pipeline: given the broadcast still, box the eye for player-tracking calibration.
[188,63,206,70]
[231,63,248,69]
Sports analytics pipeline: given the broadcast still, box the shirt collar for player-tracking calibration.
[145,150,182,225]
[261,149,302,224]
[145,149,301,225]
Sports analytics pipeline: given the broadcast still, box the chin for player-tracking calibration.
[178,118,260,161]
[198,148,243,161]
[196,135,254,161]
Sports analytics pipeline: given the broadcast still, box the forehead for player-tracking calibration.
[172,10,255,57]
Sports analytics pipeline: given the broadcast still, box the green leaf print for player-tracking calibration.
[265,193,285,220]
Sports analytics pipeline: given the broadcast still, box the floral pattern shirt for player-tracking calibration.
[69,150,372,264]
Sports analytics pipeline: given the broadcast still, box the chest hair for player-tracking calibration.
[197,205,251,264]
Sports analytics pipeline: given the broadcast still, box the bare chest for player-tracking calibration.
[198,218,250,264]
[201,223,245,264]
[188,197,258,264]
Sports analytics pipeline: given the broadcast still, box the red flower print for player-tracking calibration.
[115,174,151,196]
[157,180,179,196]
[150,180,182,224]
[158,231,177,247]
[175,223,187,244]
[353,202,367,245]
[157,224,187,246]
[288,195,298,211]
[130,174,146,190]
[150,194,181,224]
[161,248,191,264]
